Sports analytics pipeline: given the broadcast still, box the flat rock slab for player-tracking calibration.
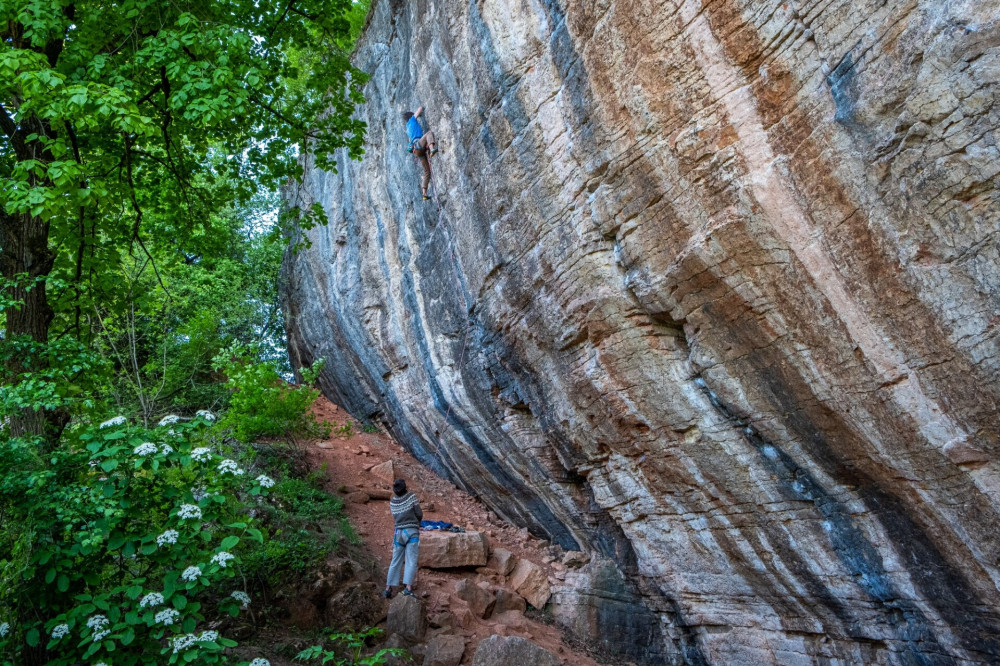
[471,636,559,666]
[419,530,488,569]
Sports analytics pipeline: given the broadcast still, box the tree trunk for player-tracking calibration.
[0,207,65,441]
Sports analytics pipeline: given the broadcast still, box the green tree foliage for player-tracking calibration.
[1,0,375,663]
[1,0,367,439]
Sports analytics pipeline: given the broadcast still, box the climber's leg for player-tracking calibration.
[423,129,437,155]
[419,154,432,199]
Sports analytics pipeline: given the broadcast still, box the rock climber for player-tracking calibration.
[383,478,423,598]
[403,106,438,201]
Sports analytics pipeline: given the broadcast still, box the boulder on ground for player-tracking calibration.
[455,577,495,618]
[470,636,560,666]
[419,531,488,569]
[490,589,526,616]
[369,459,395,483]
[561,550,590,568]
[491,610,528,631]
[486,547,516,575]
[429,611,456,629]
[347,491,370,504]
[325,581,385,631]
[367,488,393,501]
[508,559,551,609]
[386,593,427,642]
[423,634,466,666]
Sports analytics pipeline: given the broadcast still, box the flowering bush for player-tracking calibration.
[0,415,278,664]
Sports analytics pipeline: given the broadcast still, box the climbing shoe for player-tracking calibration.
[401,588,415,597]
[429,147,439,156]
[423,195,431,201]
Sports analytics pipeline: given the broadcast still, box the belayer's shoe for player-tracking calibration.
[382,588,393,599]
[401,588,415,597]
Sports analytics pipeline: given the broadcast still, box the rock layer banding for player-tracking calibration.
[282,0,1000,663]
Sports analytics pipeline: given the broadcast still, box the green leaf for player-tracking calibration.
[101,459,119,472]
[108,533,126,550]
[173,595,187,610]
[57,573,69,592]
[220,535,239,549]
[26,628,39,647]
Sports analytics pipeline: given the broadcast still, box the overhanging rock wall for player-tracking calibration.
[281,0,1000,663]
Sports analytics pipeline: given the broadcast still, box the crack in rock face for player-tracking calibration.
[281,0,1000,663]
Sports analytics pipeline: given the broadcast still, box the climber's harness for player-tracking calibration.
[393,528,419,548]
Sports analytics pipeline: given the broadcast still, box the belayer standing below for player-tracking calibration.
[403,106,438,201]
[383,478,422,598]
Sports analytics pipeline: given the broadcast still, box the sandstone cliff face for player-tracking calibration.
[281,0,1000,663]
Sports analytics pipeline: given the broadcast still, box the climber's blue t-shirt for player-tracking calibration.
[406,116,423,143]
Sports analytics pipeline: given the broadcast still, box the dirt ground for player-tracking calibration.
[302,397,602,666]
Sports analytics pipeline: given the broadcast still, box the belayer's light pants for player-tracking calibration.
[387,527,420,587]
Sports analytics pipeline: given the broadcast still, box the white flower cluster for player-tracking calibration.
[180,566,202,582]
[191,447,212,462]
[139,592,164,608]
[171,629,223,653]
[191,487,209,501]
[177,504,202,520]
[255,474,275,488]
[210,551,234,568]
[100,415,127,429]
[217,459,245,476]
[160,443,174,455]
[198,630,219,643]
[157,529,179,546]
[249,659,271,666]
[86,615,109,642]
[172,634,197,653]
[231,591,251,608]
[154,608,180,625]
[0,621,9,637]
[51,624,69,639]
[133,442,158,456]
[158,414,181,427]
[196,409,216,422]
[86,615,108,630]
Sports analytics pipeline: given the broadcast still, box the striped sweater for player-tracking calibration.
[390,492,423,530]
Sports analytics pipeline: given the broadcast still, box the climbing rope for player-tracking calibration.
[421,153,473,425]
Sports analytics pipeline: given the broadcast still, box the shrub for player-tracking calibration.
[0,414,273,665]
[213,344,327,443]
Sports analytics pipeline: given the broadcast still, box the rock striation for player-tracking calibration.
[282,0,1000,663]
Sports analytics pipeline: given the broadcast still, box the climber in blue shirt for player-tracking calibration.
[403,106,438,201]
